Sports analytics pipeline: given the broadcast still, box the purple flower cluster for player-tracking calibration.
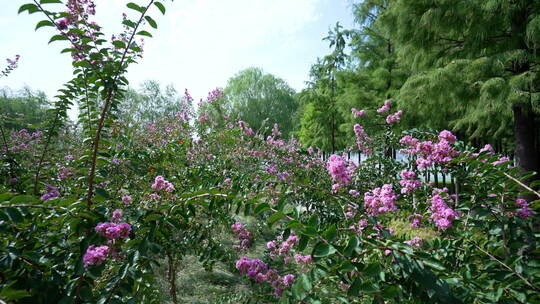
[57,166,71,180]
[40,184,60,201]
[386,110,403,124]
[236,257,295,297]
[353,124,372,154]
[238,120,255,136]
[400,130,459,169]
[6,54,20,69]
[151,175,175,192]
[122,195,132,205]
[408,213,424,227]
[231,221,252,251]
[364,184,398,216]
[83,245,109,267]
[399,170,422,194]
[377,100,391,113]
[206,88,224,103]
[404,236,423,248]
[515,199,533,219]
[57,0,96,31]
[327,154,351,185]
[430,190,457,230]
[95,222,131,240]
[266,235,306,263]
[351,108,365,118]
[84,209,132,268]
[5,129,42,153]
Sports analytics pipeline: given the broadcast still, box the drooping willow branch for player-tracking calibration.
[86,0,156,207]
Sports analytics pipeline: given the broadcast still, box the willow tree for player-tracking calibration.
[224,67,297,138]
[382,0,540,174]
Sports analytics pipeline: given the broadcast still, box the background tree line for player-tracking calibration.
[2,0,538,176]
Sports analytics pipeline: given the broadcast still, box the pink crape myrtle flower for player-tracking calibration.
[83,245,109,267]
[364,184,398,216]
[327,154,351,185]
[430,191,457,230]
[351,108,366,118]
[377,100,391,113]
[151,175,175,192]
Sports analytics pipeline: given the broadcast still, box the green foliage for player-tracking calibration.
[223,67,298,138]
[0,87,51,131]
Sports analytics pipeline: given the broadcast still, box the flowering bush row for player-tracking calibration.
[0,1,538,304]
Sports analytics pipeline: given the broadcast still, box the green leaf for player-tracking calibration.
[5,208,24,222]
[18,4,39,14]
[136,30,153,37]
[10,195,38,204]
[0,193,15,202]
[285,220,303,229]
[344,236,359,257]
[423,259,446,271]
[347,278,362,297]
[112,40,127,49]
[145,16,157,29]
[40,0,62,3]
[35,20,54,30]
[254,202,270,215]
[122,19,137,28]
[145,213,162,222]
[268,211,285,226]
[49,34,68,44]
[126,2,145,13]
[154,1,166,14]
[312,242,336,257]
[322,224,337,242]
[95,188,110,200]
[381,285,400,298]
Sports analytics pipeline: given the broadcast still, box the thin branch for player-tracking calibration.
[502,172,540,198]
[86,0,155,207]
[471,242,539,291]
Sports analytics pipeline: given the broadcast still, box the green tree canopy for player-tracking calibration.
[0,87,50,131]
[224,67,297,138]
[381,0,540,174]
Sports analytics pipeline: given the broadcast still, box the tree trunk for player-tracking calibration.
[513,105,539,198]
[167,252,178,304]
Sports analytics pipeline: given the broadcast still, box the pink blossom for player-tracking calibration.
[353,124,372,154]
[122,195,132,205]
[83,245,109,267]
[516,199,533,219]
[351,108,366,118]
[364,184,398,216]
[377,100,391,113]
[385,110,403,124]
[430,193,457,230]
[327,154,351,185]
[111,209,123,222]
[404,237,424,248]
[438,130,457,143]
[151,175,175,192]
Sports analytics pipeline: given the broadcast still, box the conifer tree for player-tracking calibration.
[382,0,540,174]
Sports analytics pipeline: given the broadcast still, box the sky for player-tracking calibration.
[1,0,356,110]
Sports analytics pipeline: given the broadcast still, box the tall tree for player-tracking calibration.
[224,67,297,138]
[0,87,50,131]
[298,24,350,153]
[382,0,540,174]
[336,0,410,145]
[117,80,185,126]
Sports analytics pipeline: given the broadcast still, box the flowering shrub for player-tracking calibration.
[0,2,539,304]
